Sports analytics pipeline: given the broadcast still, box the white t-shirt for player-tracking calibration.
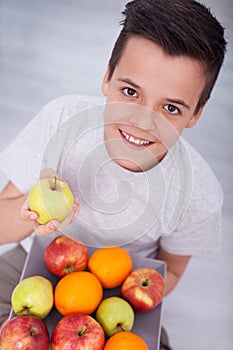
[0,95,223,258]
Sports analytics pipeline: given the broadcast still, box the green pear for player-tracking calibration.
[11,275,54,319]
[96,296,134,337]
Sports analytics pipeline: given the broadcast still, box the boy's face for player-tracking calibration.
[102,36,206,172]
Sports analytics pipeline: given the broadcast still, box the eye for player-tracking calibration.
[123,87,137,97]
[164,104,180,115]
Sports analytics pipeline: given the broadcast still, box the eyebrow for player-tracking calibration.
[117,77,141,90]
[165,98,191,110]
[117,77,191,110]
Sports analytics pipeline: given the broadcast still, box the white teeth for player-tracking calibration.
[121,131,150,146]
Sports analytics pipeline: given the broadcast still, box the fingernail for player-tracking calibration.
[74,197,80,204]
[29,213,37,220]
[50,224,57,230]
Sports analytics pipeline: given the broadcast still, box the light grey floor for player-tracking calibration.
[0,1,232,349]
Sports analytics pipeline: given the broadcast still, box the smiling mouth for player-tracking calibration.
[119,129,154,147]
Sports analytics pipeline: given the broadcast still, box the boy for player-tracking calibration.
[0,0,227,348]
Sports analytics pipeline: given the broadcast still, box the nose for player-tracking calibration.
[127,103,158,132]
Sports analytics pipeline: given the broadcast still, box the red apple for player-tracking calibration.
[44,234,88,277]
[0,315,50,350]
[121,267,165,312]
[51,314,105,350]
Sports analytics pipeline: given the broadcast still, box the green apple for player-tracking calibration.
[28,177,74,224]
[11,275,54,319]
[95,296,134,337]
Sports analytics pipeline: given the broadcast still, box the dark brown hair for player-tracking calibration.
[108,0,227,114]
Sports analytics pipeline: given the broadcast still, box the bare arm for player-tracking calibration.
[156,247,191,295]
[0,181,34,244]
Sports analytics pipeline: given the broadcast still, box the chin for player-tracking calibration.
[115,158,144,172]
[114,157,161,173]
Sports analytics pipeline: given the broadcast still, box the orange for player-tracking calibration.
[54,271,103,315]
[103,331,149,350]
[88,247,133,288]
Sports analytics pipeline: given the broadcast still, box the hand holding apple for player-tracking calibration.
[11,275,54,319]
[121,267,165,312]
[51,314,105,350]
[20,169,80,235]
[0,315,50,350]
[28,176,74,224]
[44,234,88,277]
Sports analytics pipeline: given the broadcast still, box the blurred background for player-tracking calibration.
[0,0,232,349]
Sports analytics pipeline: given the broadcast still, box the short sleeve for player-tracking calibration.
[160,207,222,255]
[158,139,224,256]
[0,94,105,194]
[0,99,64,194]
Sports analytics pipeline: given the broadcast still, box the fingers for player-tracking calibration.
[52,197,80,232]
[21,193,80,236]
[34,220,60,236]
[20,198,38,222]
[72,197,80,217]
[39,168,67,184]
[40,168,58,179]
[34,197,80,236]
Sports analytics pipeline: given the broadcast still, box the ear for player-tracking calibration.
[185,105,205,129]
[101,66,110,96]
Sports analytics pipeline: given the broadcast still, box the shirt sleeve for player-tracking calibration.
[159,139,224,256]
[0,99,64,194]
[160,207,223,255]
